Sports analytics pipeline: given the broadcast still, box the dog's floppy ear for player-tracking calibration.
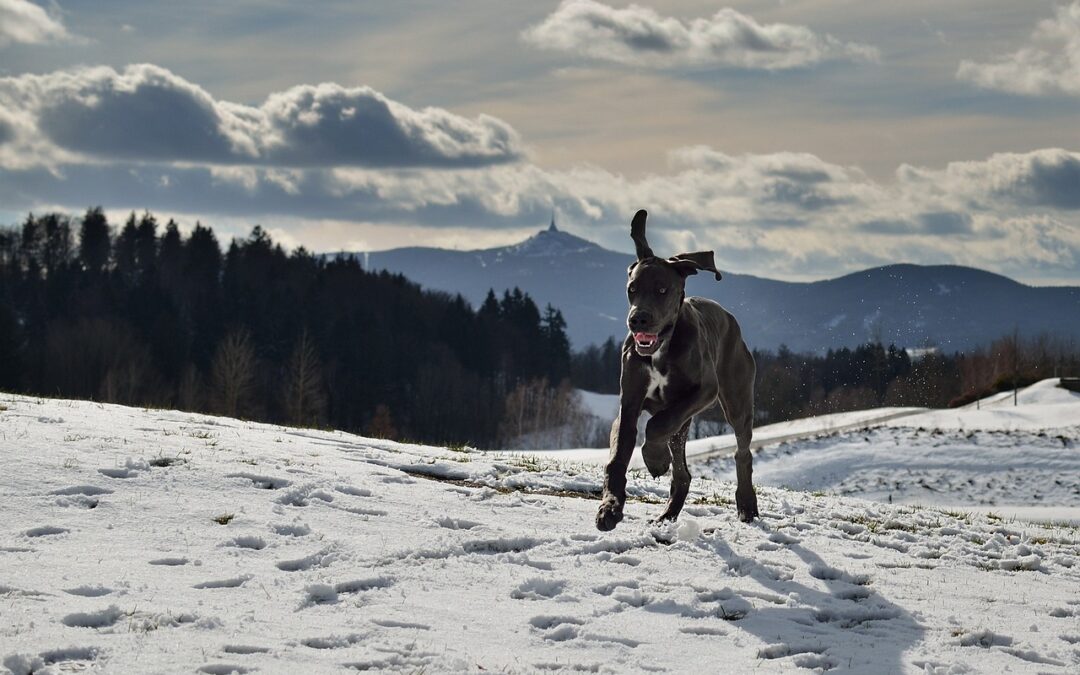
[667,251,723,280]
[630,210,653,260]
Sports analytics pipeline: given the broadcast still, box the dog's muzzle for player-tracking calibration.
[633,331,661,356]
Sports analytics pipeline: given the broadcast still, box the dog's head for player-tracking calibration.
[625,210,722,357]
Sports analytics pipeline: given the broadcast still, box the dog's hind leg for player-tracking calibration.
[718,357,758,522]
[653,419,691,522]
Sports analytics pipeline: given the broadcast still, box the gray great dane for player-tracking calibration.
[596,210,759,531]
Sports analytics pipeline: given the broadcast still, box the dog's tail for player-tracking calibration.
[630,210,653,260]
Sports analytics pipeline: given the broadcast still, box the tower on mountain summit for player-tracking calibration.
[548,210,558,233]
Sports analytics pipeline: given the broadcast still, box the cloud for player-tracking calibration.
[918,211,973,235]
[0,0,70,47]
[957,1,1080,96]
[901,148,1080,210]
[4,144,1080,283]
[0,64,524,169]
[522,0,878,71]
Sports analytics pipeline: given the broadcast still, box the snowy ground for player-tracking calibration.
[2,393,1080,673]
[702,379,1080,524]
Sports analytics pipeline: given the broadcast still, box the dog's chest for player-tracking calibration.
[646,366,668,402]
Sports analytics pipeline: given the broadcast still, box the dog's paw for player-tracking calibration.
[595,499,624,532]
[736,487,759,523]
[650,510,679,525]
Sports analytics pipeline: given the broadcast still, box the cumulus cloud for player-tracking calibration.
[957,1,1080,96]
[0,64,523,169]
[899,148,1080,210]
[522,0,878,70]
[0,0,70,47]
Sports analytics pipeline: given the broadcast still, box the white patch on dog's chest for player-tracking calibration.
[646,367,667,401]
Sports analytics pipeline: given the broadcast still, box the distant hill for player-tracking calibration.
[330,222,1080,352]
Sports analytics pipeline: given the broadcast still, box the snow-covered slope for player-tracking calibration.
[2,394,1080,673]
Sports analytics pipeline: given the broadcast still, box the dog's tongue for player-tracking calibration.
[634,332,658,343]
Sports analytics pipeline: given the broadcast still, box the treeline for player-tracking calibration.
[0,208,576,448]
[569,334,1080,426]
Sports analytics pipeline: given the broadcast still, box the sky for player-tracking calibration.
[1,0,1079,284]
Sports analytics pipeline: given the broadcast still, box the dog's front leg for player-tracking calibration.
[596,404,640,531]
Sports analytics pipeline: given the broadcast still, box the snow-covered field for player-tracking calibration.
[3,391,1080,673]
[702,379,1080,524]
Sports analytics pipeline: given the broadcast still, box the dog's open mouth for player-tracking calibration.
[634,331,660,355]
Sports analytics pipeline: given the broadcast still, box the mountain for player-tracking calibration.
[332,222,1080,352]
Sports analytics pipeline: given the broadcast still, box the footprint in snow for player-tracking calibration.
[335,576,393,595]
[511,578,566,600]
[221,645,271,655]
[434,516,482,530]
[758,644,829,661]
[301,577,393,607]
[198,665,252,674]
[276,549,337,572]
[98,467,138,479]
[300,634,363,650]
[149,557,189,566]
[225,473,291,490]
[337,505,387,517]
[580,633,643,648]
[50,485,113,497]
[226,535,267,550]
[335,485,373,497]
[679,625,727,636]
[592,580,640,596]
[954,629,1013,648]
[527,615,587,643]
[3,646,102,675]
[193,575,252,590]
[275,485,334,507]
[271,522,311,537]
[54,495,100,509]
[24,526,69,538]
[371,618,430,630]
[61,605,123,628]
[64,585,113,597]
[38,646,101,668]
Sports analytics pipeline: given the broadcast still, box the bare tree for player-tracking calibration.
[365,404,397,439]
[500,378,594,449]
[177,364,204,412]
[281,328,327,427]
[211,328,257,418]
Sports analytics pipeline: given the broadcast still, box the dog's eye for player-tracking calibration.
[659,287,667,295]
[628,285,636,294]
